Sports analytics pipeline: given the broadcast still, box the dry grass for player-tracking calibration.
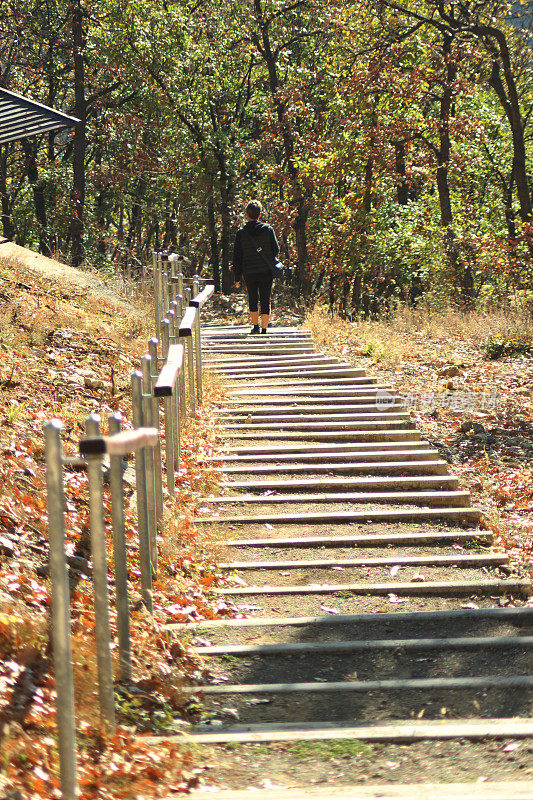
[306,305,533,366]
[305,303,533,573]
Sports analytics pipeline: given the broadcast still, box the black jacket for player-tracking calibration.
[233,220,280,282]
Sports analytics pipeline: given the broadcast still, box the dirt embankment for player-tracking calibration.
[0,237,133,309]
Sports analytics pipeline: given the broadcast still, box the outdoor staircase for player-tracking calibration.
[166,325,533,744]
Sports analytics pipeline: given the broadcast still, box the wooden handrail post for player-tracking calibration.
[107,412,132,683]
[141,355,157,577]
[148,337,164,519]
[152,251,160,341]
[44,420,78,800]
[131,371,153,612]
[84,414,116,732]
[162,271,169,318]
[192,276,203,403]
[175,294,187,419]
[182,287,196,415]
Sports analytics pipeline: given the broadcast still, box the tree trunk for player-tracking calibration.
[483,28,533,252]
[21,139,51,256]
[394,141,409,205]
[351,269,362,318]
[69,0,87,268]
[0,145,15,241]
[208,189,221,292]
[127,179,145,260]
[339,276,350,318]
[363,146,374,213]
[252,0,311,295]
[328,273,336,314]
[503,171,519,279]
[433,37,474,307]
[218,159,234,294]
[212,134,235,293]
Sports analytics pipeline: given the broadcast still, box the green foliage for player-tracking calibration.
[482,330,533,359]
[0,0,531,309]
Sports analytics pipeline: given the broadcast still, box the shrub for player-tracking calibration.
[482,330,533,359]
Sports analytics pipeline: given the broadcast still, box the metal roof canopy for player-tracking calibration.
[0,87,79,145]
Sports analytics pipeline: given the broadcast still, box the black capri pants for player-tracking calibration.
[245,271,273,315]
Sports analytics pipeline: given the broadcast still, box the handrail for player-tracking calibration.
[178,305,197,336]
[190,283,215,308]
[44,257,215,799]
[154,343,184,397]
[79,427,159,456]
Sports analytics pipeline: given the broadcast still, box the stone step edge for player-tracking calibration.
[220,553,508,570]
[183,674,533,696]
[220,432,426,441]
[201,490,470,506]
[218,474,454,486]
[213,578,531,597]
[213,451,438,464]
[226,531,491,548]
[219,421,415,431]
[217,443,433,455]
[163,605,533,631]
[195,507,482,524]
[148,719,533,747]
[218,397,404,405]
[197,634,533,657]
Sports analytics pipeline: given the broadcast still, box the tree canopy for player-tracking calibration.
[0,0,532,312]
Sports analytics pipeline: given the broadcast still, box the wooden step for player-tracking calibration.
[196,633,533,657]
[228,386,391,397]
[225,531,491,548]
[220,419,414,431]
[218,404,407,417]
[159,718,533,746]
[226,378,379,388]
[216,450,439,466]
[218,442,433,456]
[221,461,449,479]
[213,578,530,598]
[220,448,440,472]
[214,360,361,371]
[218,412,412,426]
[206,346,315,354]
[219,395,403,406]
[220,553,508,570]
[219,368,367,380]
[166,605,533,631]
[184,674,533,696]
[219,471,454,486]
[196,507,482,526]
[207,355,336,366]
[220,430,424,442]
[203,490,470,507]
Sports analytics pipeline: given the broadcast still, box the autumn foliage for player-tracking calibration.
[0,0,531,311]
[0,258,234,798]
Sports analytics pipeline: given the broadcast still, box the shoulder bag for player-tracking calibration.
[242,229,284,279]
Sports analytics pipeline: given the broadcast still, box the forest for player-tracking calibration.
[0,0,532,314]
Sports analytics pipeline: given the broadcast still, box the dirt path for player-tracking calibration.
[161,324,533,791]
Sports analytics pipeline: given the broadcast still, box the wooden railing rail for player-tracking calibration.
[43,259,215,799]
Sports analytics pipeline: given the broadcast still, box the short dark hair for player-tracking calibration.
[246,200,262,220]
